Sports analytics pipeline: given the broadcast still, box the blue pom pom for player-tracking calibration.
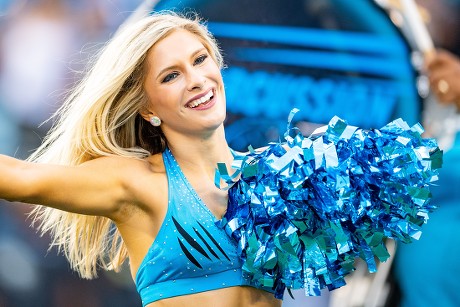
[216,110,442,299]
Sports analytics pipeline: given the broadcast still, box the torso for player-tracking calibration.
[111,153,168,278]
[111,150,281,307]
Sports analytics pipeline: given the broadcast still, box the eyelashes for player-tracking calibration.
[193,54,208,65]
[161,54,209,83]
[162,72,179,83]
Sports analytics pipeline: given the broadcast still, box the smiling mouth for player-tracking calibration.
[186,90,214,108]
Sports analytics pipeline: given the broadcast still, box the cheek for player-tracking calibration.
[149,86,183,112]
[211,71,224,91]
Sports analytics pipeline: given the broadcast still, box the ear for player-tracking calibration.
[139,106,156,123]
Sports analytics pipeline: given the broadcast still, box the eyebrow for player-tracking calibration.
[156,47,208,79]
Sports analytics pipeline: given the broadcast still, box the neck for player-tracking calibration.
[165,125,232,176]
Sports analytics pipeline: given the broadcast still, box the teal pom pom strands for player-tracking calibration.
[216,109,442,299]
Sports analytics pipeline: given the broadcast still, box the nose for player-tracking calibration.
[186,68,206,91]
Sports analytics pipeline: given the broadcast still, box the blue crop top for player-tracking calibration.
[135,148,268,306]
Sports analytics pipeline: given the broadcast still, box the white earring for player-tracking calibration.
[149,116,161,127]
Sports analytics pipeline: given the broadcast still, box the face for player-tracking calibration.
[142,29,226,137]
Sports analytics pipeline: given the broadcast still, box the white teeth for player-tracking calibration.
[189,90,213,108]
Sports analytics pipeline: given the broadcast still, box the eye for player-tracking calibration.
[194,54,208,65]
[161,72,179,83]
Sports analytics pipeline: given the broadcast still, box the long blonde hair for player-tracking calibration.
[29,11,224,279]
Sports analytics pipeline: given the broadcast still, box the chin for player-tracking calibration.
[203,114,226,132]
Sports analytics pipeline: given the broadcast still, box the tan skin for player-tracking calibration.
[0,30,281,307]
[425,49,460,109]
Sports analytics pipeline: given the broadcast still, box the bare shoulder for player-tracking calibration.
[81,154,152,169]
[100,153,167,214]
[80,153,165,180]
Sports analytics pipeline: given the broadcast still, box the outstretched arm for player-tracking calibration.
[0,154,138,219]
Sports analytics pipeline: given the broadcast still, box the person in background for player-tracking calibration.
[392,48,460,307]
[392,1,460,306]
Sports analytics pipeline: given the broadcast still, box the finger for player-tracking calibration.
[428,67,451,86]
[426,49,457,70]
[431,78,460,104]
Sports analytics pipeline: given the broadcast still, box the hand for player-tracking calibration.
[425,49,460,109]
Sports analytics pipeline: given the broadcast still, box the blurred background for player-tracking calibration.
[0,0,458,306]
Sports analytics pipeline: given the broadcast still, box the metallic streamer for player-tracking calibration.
[216,111,442,299]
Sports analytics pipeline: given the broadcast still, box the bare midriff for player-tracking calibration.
[145,286,282,307]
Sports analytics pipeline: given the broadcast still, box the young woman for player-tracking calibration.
[0,9,442,307]
[0,12,281,307]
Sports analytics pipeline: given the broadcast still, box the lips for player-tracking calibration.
[186,89,214,108]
